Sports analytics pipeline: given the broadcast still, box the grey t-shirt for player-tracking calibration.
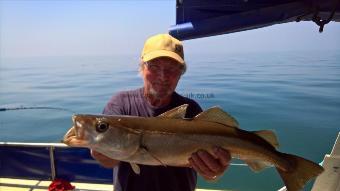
[103,88,202,191]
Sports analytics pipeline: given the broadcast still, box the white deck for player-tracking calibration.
[0,178,228,191]
[0,178,113,191]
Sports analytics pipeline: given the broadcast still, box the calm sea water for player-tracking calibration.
[1,51,339,190]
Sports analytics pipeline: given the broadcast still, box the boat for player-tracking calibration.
[168,1,340,190]
[169,0,340,40]
[0,142,114,190]
[1,0,339,190]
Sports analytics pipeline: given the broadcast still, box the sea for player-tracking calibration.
[1,51,339,191]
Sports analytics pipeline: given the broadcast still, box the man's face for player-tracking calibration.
[142,57,183,99]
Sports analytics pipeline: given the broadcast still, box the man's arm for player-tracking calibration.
[91,150,120,168]
[91,94,125,168]
[185,101,231,180]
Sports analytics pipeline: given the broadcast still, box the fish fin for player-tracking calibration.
[277,153,324,191]
[158,104,188,119]
[140,146,166,167]
[244,159,271,172]
[253,130,279,149]
[130,163,140,174]
[194,107,239,128]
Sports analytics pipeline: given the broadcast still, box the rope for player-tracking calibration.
[296,0,339,32]
[312,0,340,32]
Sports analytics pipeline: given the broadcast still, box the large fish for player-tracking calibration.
[63,104,323,191]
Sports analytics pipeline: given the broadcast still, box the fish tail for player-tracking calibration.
[277,153,324,191]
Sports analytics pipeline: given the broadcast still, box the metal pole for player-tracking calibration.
[49,146,56,180]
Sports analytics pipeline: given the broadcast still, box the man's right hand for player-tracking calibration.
[90,150,119,168]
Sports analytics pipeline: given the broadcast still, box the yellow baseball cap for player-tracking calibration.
[141,34,185,65]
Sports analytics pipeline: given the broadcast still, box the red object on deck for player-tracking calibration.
[48,179,75,191]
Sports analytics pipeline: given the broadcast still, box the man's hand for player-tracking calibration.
[189,147,231,181]
[90,150,119,168]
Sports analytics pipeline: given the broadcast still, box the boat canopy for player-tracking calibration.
[169,0,340,40]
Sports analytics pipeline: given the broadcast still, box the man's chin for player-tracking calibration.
[149,88,173,98]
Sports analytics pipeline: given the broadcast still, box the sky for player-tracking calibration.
[0,0,339,58]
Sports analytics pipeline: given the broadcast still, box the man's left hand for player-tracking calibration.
[189,147,231,181]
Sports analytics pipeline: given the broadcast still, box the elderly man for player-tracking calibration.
[91,34,231,191]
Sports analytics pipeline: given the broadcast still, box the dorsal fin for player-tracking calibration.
[194,106,239,128]
[253,130,279,149]
[158,104,188,119]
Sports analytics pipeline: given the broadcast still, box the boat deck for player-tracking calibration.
[0,178,112,191]
[0,178,227,191]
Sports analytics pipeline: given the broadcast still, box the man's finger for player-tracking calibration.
[214,147,231,167]
[189,158,215,179]
[197,150,222,172]
[191,152,215,177]
[189,158,202,174]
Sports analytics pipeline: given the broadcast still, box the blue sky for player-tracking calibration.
[0,0,339,58]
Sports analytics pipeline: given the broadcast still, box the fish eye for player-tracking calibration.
[96,121,109,133]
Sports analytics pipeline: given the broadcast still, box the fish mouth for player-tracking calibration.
[62,115,89,147]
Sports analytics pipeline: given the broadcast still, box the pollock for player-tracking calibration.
[63,104,323,191]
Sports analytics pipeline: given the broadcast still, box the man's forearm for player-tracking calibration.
[91,149,120,168]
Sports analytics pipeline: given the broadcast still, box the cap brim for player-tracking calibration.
[142,50,184,64]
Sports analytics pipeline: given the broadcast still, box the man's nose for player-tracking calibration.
[158,69,167,80]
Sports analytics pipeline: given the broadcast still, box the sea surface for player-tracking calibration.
[1,51,339,191]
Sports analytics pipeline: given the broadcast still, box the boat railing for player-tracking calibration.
[2,133,338,191]
[0,142,113,184]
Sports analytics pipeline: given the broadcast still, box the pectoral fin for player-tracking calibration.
[158,104,188,119]
[194,107,239,128]
[244,159,272,172]
[130,163,140,174]
[140,145,166,167]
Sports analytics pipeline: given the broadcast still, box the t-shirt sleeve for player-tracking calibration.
[185,99,203,118]
[102,93,125,115]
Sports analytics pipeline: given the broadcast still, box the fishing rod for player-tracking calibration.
[0,106,75,113]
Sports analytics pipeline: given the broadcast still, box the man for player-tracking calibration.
[91,34,231,191]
